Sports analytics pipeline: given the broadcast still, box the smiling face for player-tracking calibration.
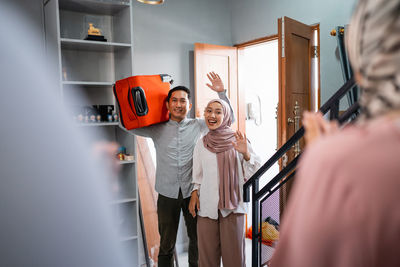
[166,90,192,122]
[204,101,224,130]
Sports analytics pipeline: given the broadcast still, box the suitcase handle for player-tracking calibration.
[160,74,173,84]
[130,86,149,116]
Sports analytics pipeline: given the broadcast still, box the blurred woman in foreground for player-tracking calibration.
[270,0,400,266]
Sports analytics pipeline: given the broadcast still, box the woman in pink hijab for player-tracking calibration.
[189,99,261,267]
[270,0,400,266]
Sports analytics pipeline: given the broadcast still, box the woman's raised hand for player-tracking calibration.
[206,72,225,92]
[232,130,251,161]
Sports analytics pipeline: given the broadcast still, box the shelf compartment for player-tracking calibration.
[61,38,131,52]
[61,48,132,83]
[63,84,115,107]
[122,238,139,265]
[63,81,114,87]
[59,5,131,43]
[117,163,137,200]
[112,198,137,204]
[114,201,138,238]
[120,236,138,242]
[61,49,114,82]
[76,122,119,127]
[118,160,136,165]
[59,0,130,16]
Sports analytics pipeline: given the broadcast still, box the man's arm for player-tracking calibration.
[206,72,236,123]
[118,121,157,139]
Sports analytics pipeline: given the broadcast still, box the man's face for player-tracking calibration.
[166,90,192,122]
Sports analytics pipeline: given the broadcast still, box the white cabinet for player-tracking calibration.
[43,0,141,265]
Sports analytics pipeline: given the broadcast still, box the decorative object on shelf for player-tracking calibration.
[62,67,68,81]
[118,146,127,154]
[137,0,164,4]
[124,154,134,161]
[77,114,83,122]
[113,113,119,122]
[94,105,114,121]
[84,23,107,42]
[117,146,127,161]
[73,106,106,123]
[117,153,125,161]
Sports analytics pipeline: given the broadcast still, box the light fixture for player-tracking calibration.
[137,0,164,4]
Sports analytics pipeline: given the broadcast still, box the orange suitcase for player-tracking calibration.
[113,74,172,130]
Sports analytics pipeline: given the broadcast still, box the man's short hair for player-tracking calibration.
[166,86,191,102]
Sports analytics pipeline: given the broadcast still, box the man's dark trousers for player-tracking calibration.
[157,190,198,267]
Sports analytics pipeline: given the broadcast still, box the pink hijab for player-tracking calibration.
[202,99,239,210]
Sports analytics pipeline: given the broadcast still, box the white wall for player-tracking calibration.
[3,0,46,57]
[230,0,358,103]
[132,0,232,109]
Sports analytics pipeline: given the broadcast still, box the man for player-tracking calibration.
[124,72,233,267]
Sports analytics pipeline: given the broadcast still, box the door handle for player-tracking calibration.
[282,153,288,168]
[287,101,301,157]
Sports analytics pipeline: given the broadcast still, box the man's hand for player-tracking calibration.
[206,72,225,93]
[189,190,200,218]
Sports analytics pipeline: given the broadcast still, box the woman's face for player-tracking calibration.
[204,102,224,130]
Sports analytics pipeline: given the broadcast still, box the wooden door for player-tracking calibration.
[278,17,314,216]
[136,137,159,264]
[194,43,243,132]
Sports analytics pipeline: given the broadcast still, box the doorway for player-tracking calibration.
[239,39,279,186]
[237,38,281,265]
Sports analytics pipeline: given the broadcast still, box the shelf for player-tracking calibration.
[59,0,130,15]
[76,122,119,126]
[112,198,137,204]
[120,236,138,242]
[63,81,114,87]
[118,160,135,165]
[45,0,139,264]
[61,38,131,52]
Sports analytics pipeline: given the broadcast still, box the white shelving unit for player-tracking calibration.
[63,81,115,86]
[61,37,131,50]
[43,0,141,266]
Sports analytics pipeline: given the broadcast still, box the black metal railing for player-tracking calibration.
[244,78,360,267]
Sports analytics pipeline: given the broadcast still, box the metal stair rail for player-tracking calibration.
[243,78,359,267]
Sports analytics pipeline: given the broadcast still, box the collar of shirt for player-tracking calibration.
[167,117,189,126]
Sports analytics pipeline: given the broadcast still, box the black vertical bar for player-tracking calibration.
[343,25,353,82]
[251,179,259,267]
[336,26,350,82]
[336,26,354,107]
[259,196,263,267]
[329,100,340,120]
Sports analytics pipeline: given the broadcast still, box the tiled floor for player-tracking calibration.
[177,238,254,267]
